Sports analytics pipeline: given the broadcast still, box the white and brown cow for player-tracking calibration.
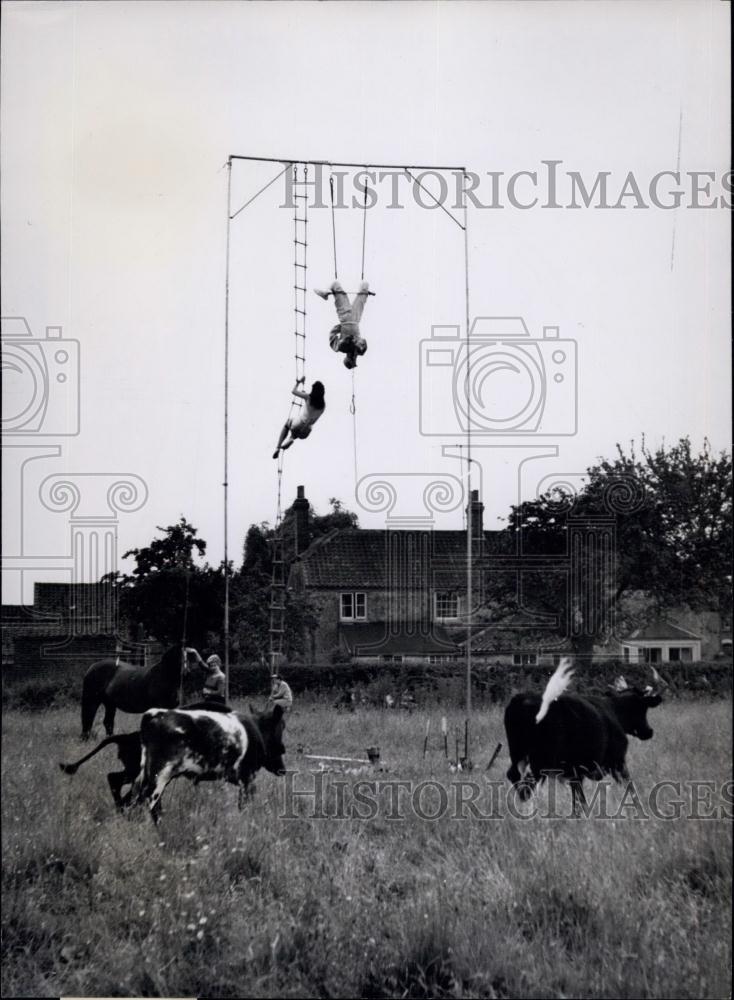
[60,703,286,822]
[138,705,286,823]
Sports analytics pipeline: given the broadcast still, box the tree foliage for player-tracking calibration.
[231,498,358,664]
[488,438,732,660]
[112,517,224,647]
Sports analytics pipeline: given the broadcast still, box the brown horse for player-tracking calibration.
[80,645,186,739]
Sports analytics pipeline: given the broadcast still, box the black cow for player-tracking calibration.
[504,659,663,813]
[59,703,286,821]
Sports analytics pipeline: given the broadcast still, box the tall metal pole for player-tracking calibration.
[463,171,472,762]
[223,158,232,702]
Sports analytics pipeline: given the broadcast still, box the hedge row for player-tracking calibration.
[227,658,733,702]
[3,657,730,711]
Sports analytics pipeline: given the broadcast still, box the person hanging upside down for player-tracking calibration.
[272,378,326,459]
[314,280,370,369]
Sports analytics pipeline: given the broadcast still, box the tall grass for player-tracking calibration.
[2,699,731,998]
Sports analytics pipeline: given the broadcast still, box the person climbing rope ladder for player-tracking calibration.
[272,378,326,459]
[315,280,371,370]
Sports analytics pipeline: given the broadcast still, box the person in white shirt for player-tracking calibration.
[186,647,226,703]
[272,379,326,459]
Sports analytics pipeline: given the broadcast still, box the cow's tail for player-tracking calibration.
[535,658,574,723]
[59,734,122,775]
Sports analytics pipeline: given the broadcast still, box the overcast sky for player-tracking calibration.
[1,0,731,604]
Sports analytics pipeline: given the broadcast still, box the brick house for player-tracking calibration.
[2,581,138,670]
[287,486,729,668]
[287,487,559,666]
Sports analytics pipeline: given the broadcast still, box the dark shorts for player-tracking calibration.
[287,421,312,440]
[202,692,227,705]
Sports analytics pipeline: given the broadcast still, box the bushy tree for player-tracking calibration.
[231,498,358,664]
[110,517,224,647]
[488,438,732,661]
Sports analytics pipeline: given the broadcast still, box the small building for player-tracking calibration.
[2,581,129,670]
[469,610,575,666]
[621,620,703,664]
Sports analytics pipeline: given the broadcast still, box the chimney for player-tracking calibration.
[293,485,310,555]
[465,489,484,550]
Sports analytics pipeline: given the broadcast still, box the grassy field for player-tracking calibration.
[2,697,731,999]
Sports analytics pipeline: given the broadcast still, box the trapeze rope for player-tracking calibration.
[329,172,338,280]
[350,368,359,486]
[360,170,369,281]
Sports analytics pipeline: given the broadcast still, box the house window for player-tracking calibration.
[428,654,458,665]
[513,653,538,666]
[623,647,630,663]
[381,654,403,665]
[434,591,459,620]
[643,647,662,664]
[668,647,693,663]
[340,592,366,621]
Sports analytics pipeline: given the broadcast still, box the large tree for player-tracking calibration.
[110,517,224,648]
[487,438,732,661]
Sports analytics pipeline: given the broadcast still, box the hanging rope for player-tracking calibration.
[360,170,369,281]
[458,445,466,531]
[329,171,339,280]
[350,368,358,486]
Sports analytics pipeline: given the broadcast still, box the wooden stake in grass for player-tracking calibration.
[485,741,503,771]
[424,717,450,759]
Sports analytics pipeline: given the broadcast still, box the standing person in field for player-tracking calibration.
[315,280,371,370]
[186,647,226,703]
[272,378,326,459]
[267,674,293,713]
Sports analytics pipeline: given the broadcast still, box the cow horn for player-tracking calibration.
[613,675,629,692]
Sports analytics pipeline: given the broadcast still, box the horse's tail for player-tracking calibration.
[59,734,123,775]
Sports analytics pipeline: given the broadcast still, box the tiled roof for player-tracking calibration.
[341,622,460,656]
[298,528,510,589]
[468,609,569,654]
[1,605,33,622]
[2,582,117,637]
[624,620,702,642]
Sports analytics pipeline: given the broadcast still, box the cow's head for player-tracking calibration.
[255,704,287,775]
[610,668,664,740]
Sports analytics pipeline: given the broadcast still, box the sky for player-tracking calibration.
[1,0,731,604]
